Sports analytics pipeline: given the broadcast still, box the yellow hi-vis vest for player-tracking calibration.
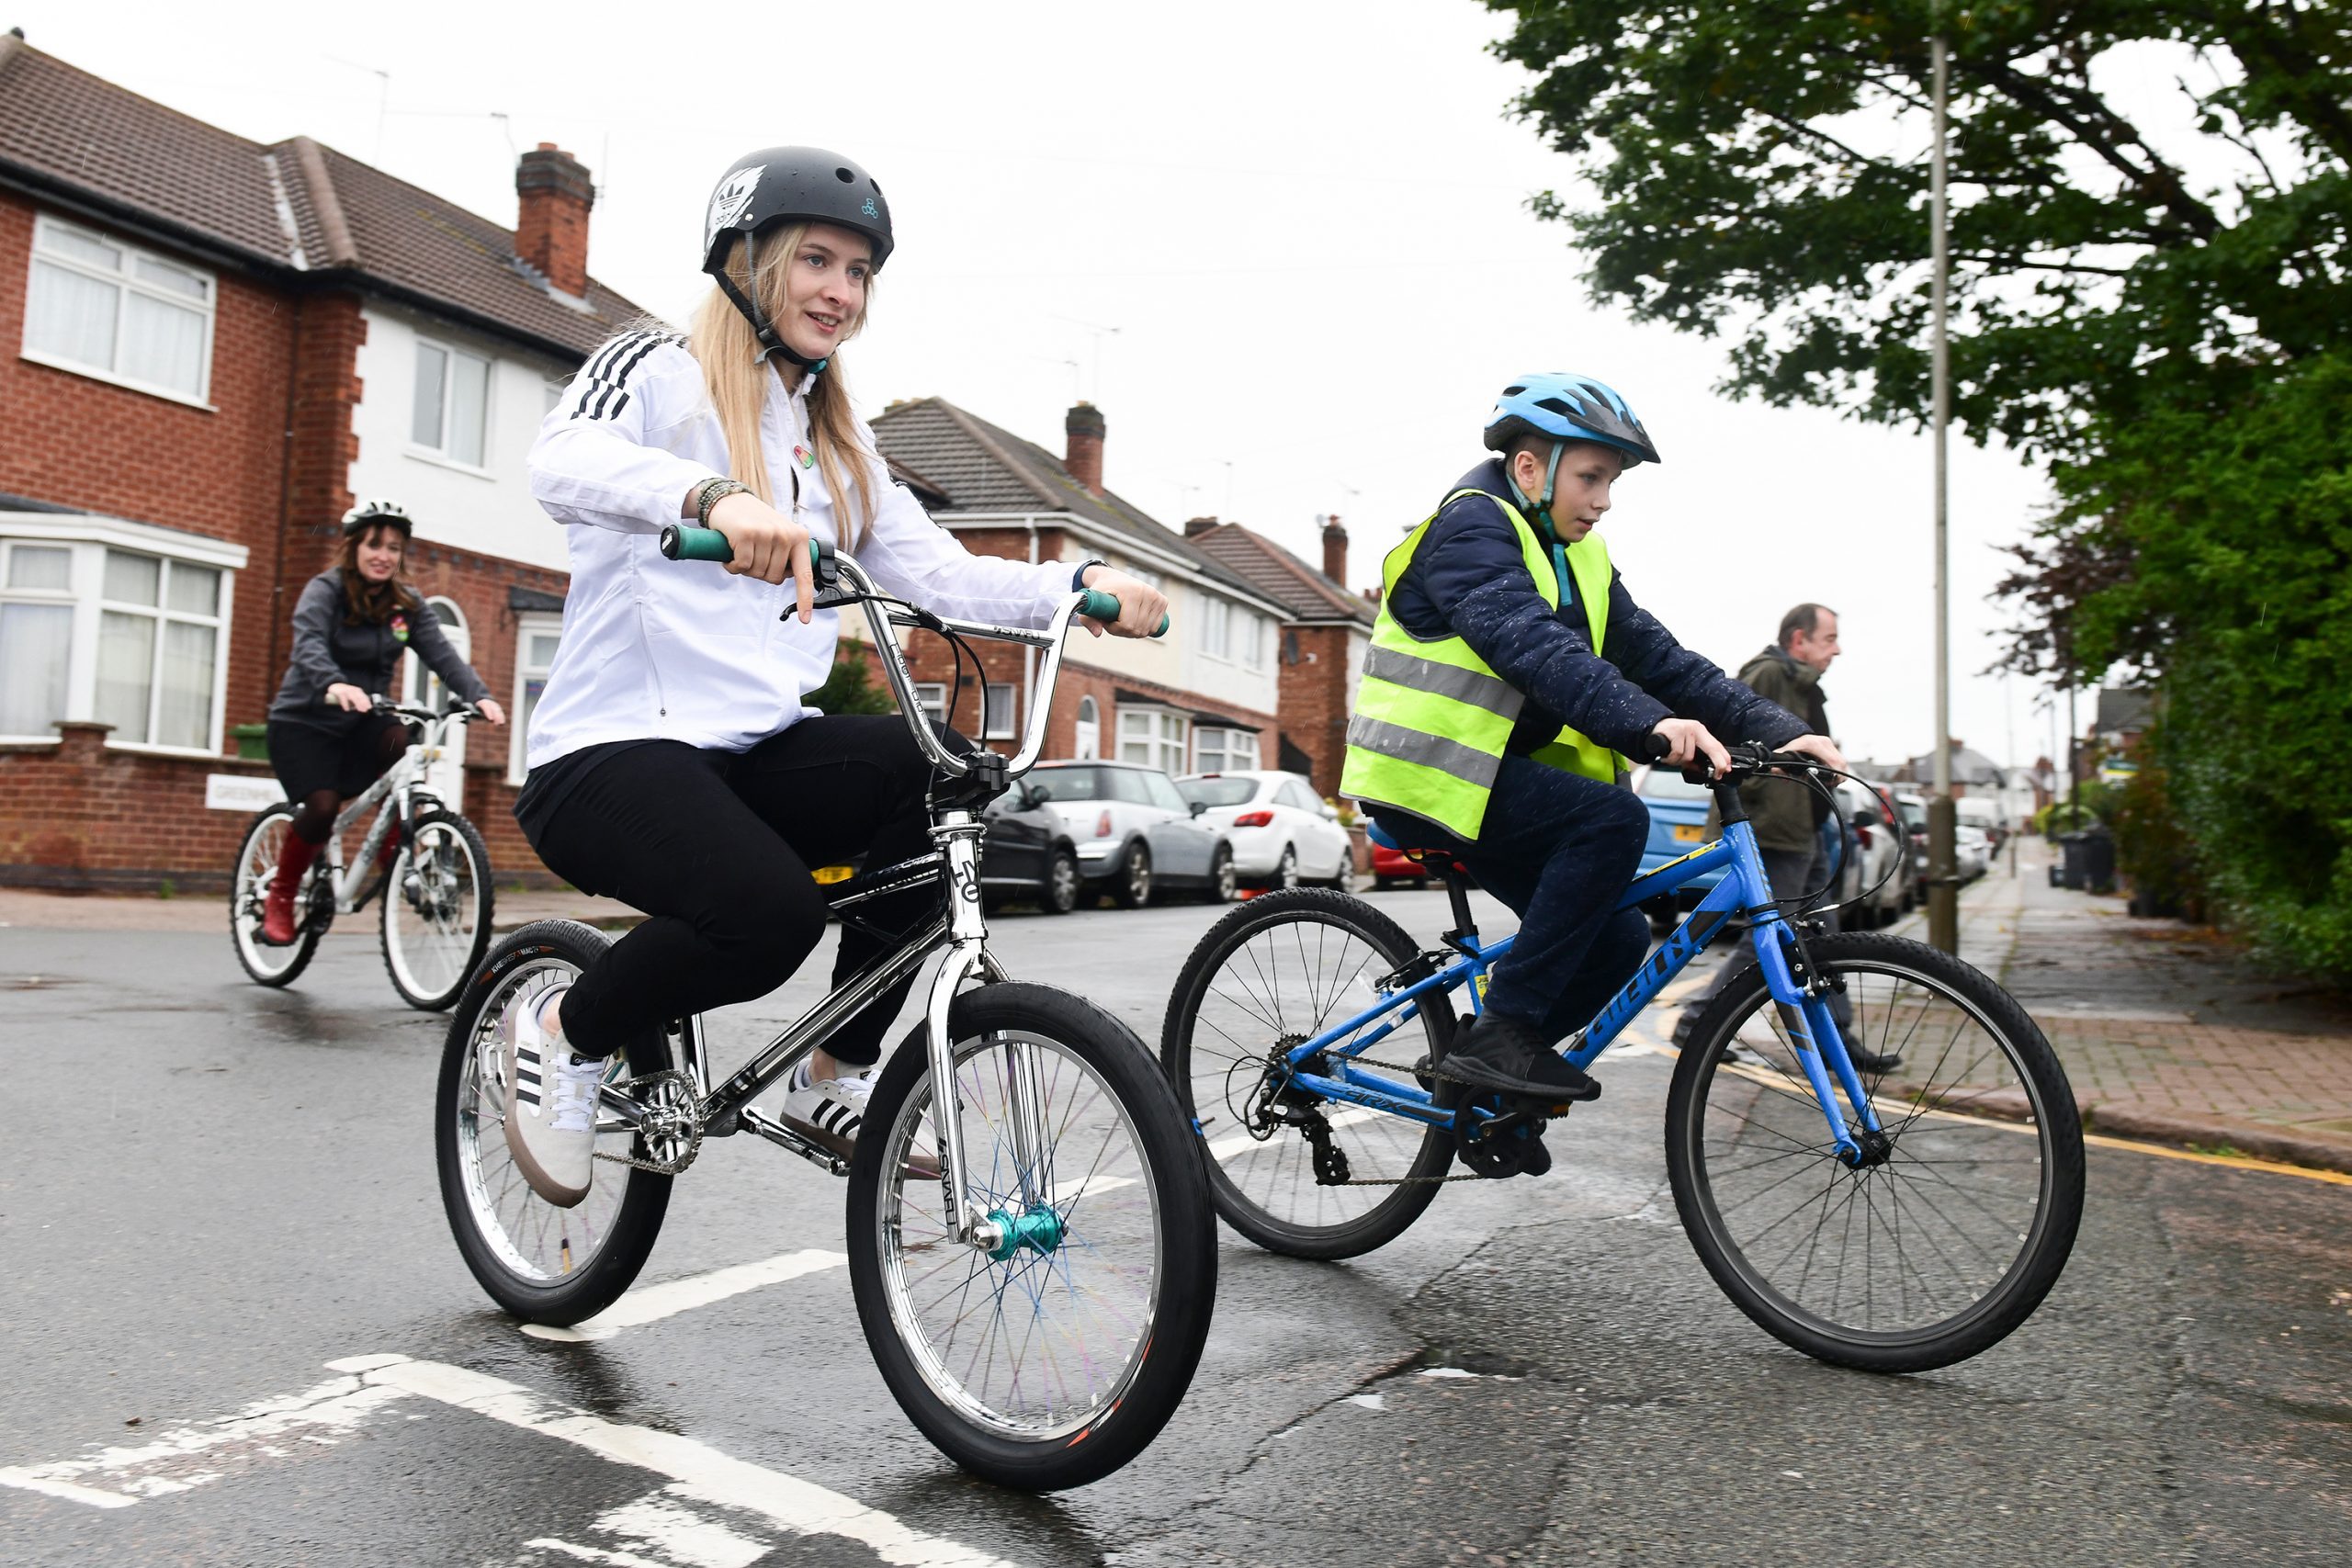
[1339,489,1617,842]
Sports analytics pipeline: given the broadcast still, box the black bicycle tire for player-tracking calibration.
[846,983,1217,1490]
[1160,887,1455,1260]
[1663,931,2086,1372]
[435,920,673,1325]
[228,805,322,988]
[381,808,496,1011]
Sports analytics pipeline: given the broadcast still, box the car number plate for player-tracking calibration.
[1671,825,1704,842]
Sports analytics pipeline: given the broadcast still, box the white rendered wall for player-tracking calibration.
[347,304,574,572]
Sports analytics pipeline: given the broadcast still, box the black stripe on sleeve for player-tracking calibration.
[571,332,677,423]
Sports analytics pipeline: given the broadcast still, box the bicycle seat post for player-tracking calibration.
[1440,863,1478,949]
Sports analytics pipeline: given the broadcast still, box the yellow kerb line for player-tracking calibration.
[1687,1046,2352,1188]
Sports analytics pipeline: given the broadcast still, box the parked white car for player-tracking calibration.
[1955,824,1993,882]
[1831,779,1907,928]
[1176,770,1353,889]
[1026,761,1235,907]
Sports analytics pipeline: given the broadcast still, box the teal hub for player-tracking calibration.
[984,1206,1066,1261]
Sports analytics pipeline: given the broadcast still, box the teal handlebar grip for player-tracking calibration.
[657,526,832,579]
[660,525,732,561]
[1078,588,1170,637]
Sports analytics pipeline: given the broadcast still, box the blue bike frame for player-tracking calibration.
[1275,817,1884,1163]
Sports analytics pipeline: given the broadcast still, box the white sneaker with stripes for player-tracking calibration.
[503,983,603,1209]
[780,1062,876,1161]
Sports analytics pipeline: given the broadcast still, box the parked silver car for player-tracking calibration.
[1026,761,1236,907]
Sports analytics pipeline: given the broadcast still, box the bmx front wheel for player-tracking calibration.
[847,983,1217,1490]
[1664,932,2085,1372]
[435,920,673,1325]
[382,807,494,1010]
[228,805,323,987]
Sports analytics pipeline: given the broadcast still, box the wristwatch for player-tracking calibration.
[1071,558,1105,592]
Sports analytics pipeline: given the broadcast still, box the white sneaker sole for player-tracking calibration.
[503,1017,594,1209]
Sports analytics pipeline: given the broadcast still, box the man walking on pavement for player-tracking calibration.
[1673,604,1895,1068]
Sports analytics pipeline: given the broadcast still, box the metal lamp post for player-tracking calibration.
[1926,32,1961,954]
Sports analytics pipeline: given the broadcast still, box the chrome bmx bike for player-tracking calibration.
[1162,739,2085,1373]
[228,697,495,1010]
[435,532,1216,1491]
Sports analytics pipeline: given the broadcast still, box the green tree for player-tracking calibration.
[803,647,899,716]
[1485,1,2352,975]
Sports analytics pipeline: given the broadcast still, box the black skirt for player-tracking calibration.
[266,712,411,801]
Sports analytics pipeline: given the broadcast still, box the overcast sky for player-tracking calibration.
[14,0,2117,770]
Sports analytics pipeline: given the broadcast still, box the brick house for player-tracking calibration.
[1182,515,1374,799]
[0,35,647,889]
[867,398,1289,775]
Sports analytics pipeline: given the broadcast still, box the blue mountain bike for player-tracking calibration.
[1160,743,2085,1371]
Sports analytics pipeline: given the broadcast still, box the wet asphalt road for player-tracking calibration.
[4,891,2349,1567]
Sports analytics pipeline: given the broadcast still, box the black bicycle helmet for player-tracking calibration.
[341,498,413,536]
[700,147,893,371]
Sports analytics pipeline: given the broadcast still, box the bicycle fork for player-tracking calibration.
[922,812,1044,1256]
[1747,915,1887,1166]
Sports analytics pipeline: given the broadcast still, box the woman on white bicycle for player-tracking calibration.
[508,146,1165,1207]
[258,501,504,945]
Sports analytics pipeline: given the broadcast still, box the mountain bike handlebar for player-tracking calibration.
[1634,733,1814,785]
[659,524,1169,636]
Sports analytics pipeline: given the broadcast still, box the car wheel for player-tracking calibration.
[1205,845,1237,903]
[1044,848,1080,915]
[1113,840,1152,908]
[1273,844,1298,890]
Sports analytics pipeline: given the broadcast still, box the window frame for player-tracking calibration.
[509,612,564,784]
[913,682,949,728]
[1116,705,1189,775]
[982,681,1016,740]
[403,596,470,713]
[21,214,218,408]
[410,335,494,472]
[0,515,243,753]
[1073,694,1101,761]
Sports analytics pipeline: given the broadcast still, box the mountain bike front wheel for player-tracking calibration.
[228,805,322,987]
[435,920,673,1325]
[1665,932,2085,1372]
[381,807,494,1010]
[847,983,1217,1491]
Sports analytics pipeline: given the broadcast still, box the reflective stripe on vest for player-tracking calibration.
[1338,488,1615,842]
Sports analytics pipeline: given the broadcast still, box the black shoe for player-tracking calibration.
[1442,1013,1600,1103]
[1843,1045,1902,1075]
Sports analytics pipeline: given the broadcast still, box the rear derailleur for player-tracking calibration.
[1247,1039,1352,1186]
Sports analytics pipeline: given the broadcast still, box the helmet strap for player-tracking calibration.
[1502,443,1567,538]
[713,264,828,376]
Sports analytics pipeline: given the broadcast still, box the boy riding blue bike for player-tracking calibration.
[1340,373,1871,1134]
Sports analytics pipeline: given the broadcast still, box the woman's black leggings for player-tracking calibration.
[526,716,948,1066]
[288,721,411,843]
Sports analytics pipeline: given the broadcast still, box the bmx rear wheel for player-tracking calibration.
[848,983,1216,1490]
[435,920,673,1325]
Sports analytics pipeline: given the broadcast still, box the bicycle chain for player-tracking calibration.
[592,1069,705,1176]
[1264,1051,1550,1186]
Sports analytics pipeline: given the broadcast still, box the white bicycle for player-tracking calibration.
[228,699,495,1010]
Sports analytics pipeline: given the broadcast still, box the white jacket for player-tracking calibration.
[524,332,1070,768]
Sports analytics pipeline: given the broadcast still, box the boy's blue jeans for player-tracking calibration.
[1372,755,1653,1045]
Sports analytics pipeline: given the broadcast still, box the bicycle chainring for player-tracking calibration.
[594,1068,704,1176]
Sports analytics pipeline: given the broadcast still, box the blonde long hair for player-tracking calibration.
[689,223,880,548]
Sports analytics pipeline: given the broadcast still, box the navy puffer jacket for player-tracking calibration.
[1384,460,1809,759]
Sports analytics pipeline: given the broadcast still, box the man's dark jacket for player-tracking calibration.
[1385,459,1807,772]
[1731,644,1829,854]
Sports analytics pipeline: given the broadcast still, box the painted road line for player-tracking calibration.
[521,1248,849,1342]
[0,1371,410,1509]
[527,1490,775,1567]
[339,1356,1019,1568]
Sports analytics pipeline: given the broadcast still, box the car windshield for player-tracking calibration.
[1031,767,1110,803]
[1897,799,1928,829]
[1636,768,1713,801]
[1179,778,1259,807]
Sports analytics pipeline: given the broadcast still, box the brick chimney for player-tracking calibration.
[515,143,594,298]
[1065,402,1105,494]
[1184,516,1220,537]
[1321,513,1348,584]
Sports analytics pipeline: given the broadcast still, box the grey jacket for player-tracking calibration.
[266,570,490,733]
[1733,645,1831,853]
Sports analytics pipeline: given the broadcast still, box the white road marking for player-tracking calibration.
[521,1249,848,1342]
[0,1373,407,1509]
[342,1356,1019,1568]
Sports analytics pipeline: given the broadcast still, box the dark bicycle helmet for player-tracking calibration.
[1482,372,1660,518]
[700,147,893,372]
[341,498,413,536]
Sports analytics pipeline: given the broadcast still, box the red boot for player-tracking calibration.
[261,832,322,945]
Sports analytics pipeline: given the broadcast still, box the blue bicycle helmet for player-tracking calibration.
[1483,373,1661,517]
